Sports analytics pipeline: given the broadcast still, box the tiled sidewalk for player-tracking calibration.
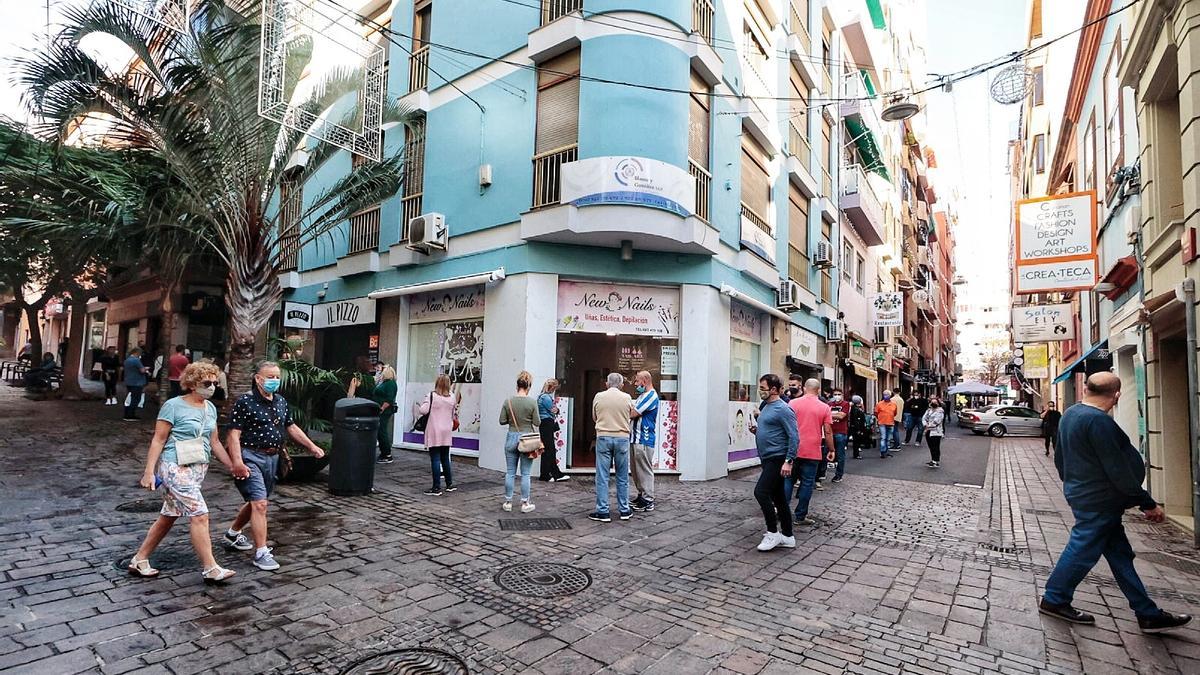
[0,387,1197,674]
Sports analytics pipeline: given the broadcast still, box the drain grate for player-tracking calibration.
[979,542,1021,554]
[498,517,571,531]
[493,562,591,598]
[115,499,162,513]
[1023,508,1060,517]
[1140,552,1200,577]
[340,648,469,675]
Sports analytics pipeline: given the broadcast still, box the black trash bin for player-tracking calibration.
[328,397,381,496]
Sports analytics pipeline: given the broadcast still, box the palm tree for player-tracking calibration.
[15,0,412,397]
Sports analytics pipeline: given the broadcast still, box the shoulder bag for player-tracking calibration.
[507,398,543,455]
[174,405,212,466]
[412,392,433,432]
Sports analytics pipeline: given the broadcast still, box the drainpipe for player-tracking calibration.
[1180,278,1200,547]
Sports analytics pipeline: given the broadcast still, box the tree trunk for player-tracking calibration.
[57,298,90,400]
[224,252,282,409]
[157,284,178,405]
[22,304,42,360]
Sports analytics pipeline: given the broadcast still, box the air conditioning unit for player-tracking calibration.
[826,318,846,342]
[892,345,911,359]
[813,240,835,269]
[777,279,802,310]
[406,213,448,253]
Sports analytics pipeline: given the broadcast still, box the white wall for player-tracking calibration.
[679,284,732,481]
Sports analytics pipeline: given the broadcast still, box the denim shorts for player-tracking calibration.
[234,449,278,502]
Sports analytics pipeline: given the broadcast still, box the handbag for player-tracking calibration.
[174,406,212,466]
[412,392,433,432]
[507,398,543,455]
[276,447,292,481]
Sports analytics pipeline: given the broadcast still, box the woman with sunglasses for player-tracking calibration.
[127,362,249,584]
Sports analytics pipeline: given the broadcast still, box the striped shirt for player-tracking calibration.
[631,389,659,447]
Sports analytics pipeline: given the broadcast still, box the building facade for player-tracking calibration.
[277,0,954,480]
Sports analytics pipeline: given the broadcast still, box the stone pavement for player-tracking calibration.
[1,386,1199,675]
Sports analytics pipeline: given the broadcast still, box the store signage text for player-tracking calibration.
[560,156,695,218]
[1014,259,1097,294]
[557,281,679,337]
[1011,303,1074,342]
[870,292,903,328]
[1014,191,1098,294]
[730,303,763,342]
[283,301,313,329]
[409,285,485,323]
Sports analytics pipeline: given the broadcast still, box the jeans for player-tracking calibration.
[905,414,924,444]
[892,422,902,448]
[878,424,895,456]
[927,435,942,462]
[832,433,848,479]
[378,414,394,459]
[594,436,630,515]
[503,432,533,503]
[754,457,793,537]
[537,418,564,480]
[1043,509,1159,617]
[124,385,144,418]
[789,459,820,521]
[428,445,452,489]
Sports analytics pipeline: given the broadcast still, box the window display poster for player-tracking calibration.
[730,302,762,342]
[402,319,485,453]
[617,343,646,373]
[660,345,679,376]
[727,401,759,464]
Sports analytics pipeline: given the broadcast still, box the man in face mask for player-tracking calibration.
[222,361,325,571]
[628,371,659,512]
[828,388,851,482]
[783,374,803,402]
[874,391,898,458]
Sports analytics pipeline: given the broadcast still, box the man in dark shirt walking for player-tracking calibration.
[1039,373,1191,633]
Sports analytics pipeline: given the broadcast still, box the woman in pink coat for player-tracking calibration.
[419,374,460,495]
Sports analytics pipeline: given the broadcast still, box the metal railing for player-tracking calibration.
[842,163,881,207]
[347,206,381,254]
[689,160,711,222]
[740,202,771,234]
[789,1,811,55]
[409,45,430,92]
[788,121,811,167]
[692,0,714,43]
[278,230,300,271]
[542,0,582,25]
[399,193,422,243]
[532,144,578,209]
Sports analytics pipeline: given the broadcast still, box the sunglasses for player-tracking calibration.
[199,380,219,387]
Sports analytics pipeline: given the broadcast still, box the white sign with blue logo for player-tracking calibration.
[560,156,694,218]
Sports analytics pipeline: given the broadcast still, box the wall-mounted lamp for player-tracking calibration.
[620,240,633,262]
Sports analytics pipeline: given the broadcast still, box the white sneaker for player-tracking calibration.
[502,501,512,512]
[756,532,781,552]
[778,535,796,549]
[520,502,536,513]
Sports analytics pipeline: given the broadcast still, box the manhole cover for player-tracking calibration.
[340,648,469,675]
[498,517,572,531]
[115,499,162,513]
[1141,552,1200,577]
[493,562,591,597]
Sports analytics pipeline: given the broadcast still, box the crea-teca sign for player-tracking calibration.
[1011,303,1075,342]
[1014,191,1098,294]
[560,156,695,218]
[281,297,377,330]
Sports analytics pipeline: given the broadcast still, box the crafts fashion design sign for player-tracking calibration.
[1014,191,1098,293]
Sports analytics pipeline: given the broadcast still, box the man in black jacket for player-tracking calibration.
[1039,372,1191,633]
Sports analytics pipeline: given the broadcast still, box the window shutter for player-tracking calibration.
[689,72,710,166]
[740,135,771,217]
[788,182,808,251]
[536,51,580,154]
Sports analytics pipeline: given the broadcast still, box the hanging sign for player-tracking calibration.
[283,301,313,329]
[730,302,763,342]
[556,281,680,337]
[1011,303,1074,342]
[1024,344,1049,379]
[789,326,821,365]
[870,292,904,327]
[1014,191,1099,293]
[560,156,694,218]
[408,285,486,323]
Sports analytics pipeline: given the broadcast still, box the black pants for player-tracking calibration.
[378,414,394,458]
[538,418,565,480]
[169,380,182,398]
[428,445,452,489]
[102,372,117,398]
[124,385,143,418]
[927,435,942,462]
[1044,432,1057,453]
[754,457,794,537]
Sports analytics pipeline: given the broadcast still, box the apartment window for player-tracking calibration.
[820,221,833,303]
[740,133,772,230]
[1033,134,1045,174]
[820,112,833,192]
[788,182,810,288]
[1089,291,1100,344]
[1104,30,1125,181]
[855,253,865,292]
[842,240,853,281]
[1083,111,1096,191]
[401,120,425,241]
[1030,0,1043,39]
[542,0,583,25]
[689,71,712,221]
[532,49,580,208]
[409,0,431,92]
[1032,67,1044,106]
[278,173,302,271]
[743,22,769,76]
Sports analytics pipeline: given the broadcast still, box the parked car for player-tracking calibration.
[958,405,1043,437]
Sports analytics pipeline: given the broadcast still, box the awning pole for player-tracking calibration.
[1181,279,1200,548]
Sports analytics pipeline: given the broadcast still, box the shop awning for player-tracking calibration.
[852,363,877,381]
[1099,255,1138,300]
[368,268,506,300]
[1053,340,1111,384]
[844,116,890,181]
[866,0,886,29]
[719,284,795,324]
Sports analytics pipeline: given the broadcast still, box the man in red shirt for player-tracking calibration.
[785,378,835,526]
[828,387,851,482]
[167,345,190,398]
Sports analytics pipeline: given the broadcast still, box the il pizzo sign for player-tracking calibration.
[282,297,376,329]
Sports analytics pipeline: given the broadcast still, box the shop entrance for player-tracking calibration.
[555,332,678,469]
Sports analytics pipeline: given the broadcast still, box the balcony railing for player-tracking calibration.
[740,203,771,234]
[347,206,381,255]
[409,45,430,93]
[821,165,833,198]
[843,164,881,209]
[788,121,811,167]
[399,193,422,243]
[789,1,811,56]
[689,160,711,222]
[278,230,300,271]
[532,144,578,209]
[692,0,714,44]
[542,0,582,25]
[821,67,833,97]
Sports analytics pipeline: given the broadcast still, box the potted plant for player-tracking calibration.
[270,337,345,482]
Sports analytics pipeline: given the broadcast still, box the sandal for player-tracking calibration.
[127,557,159,578]
[202,565,236,585]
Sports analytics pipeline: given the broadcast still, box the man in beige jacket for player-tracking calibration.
[591,372,632,523]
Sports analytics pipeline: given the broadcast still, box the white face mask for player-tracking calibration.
[195,384,216,399]
[832,394,843,402]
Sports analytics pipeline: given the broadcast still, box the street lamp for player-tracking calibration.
[882,96,920,122]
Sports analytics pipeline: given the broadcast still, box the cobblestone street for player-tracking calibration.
[2,388,1199,674]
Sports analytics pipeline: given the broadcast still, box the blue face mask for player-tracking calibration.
[261,377,281,393]
[636,385,646,393]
